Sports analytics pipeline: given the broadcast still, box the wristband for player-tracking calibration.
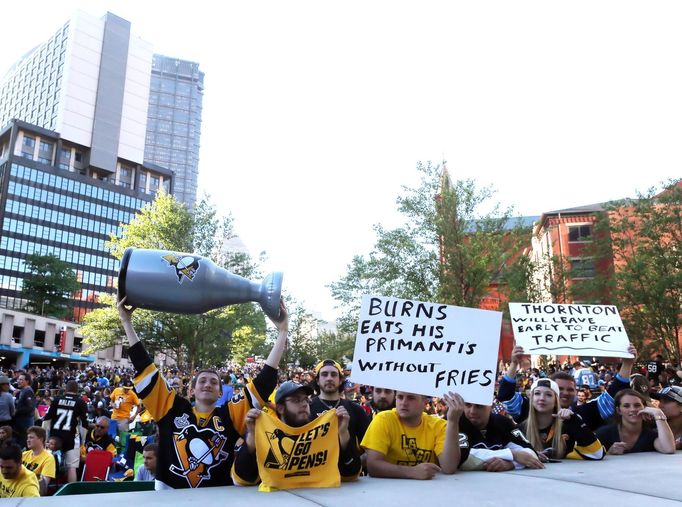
[654,416,667,421]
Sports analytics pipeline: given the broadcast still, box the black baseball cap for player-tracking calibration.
[275,381,313,404]
[651,386,682,404]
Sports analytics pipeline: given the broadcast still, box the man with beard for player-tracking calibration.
[368,387,395,417]
[232,381,361,489]
[309,359,371,450]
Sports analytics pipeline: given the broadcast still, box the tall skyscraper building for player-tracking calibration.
[145,55,204,207]
[0,11,182,321]
[0,10,204,207]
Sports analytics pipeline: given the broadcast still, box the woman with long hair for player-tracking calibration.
[520,379,604,461]
[595,389,676,454]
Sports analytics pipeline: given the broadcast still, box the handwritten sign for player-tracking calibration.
[508,303,633,358]
[350,295,502,405]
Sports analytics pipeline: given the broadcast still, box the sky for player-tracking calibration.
[2,1,681,324]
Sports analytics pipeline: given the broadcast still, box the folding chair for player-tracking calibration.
[81,450,113,481]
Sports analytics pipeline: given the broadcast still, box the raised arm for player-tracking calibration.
[265,300,289,369]
[437,392,464,474]
[505,345,526,379]
[117,297,139,347]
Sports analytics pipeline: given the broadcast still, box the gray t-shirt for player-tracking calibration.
[136,466,155,481]
[0,391,15,422]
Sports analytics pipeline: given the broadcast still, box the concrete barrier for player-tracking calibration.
[7,452,681,505]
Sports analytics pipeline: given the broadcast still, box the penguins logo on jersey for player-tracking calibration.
[170,425,228,488]
[162,254,201,284]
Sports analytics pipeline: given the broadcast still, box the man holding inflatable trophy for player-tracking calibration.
[116,247,288,490]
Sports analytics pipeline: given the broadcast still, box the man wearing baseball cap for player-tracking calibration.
[233,380,361,489]
[0,376,14,428]
[309,359,371,453]
[652,386,682,450]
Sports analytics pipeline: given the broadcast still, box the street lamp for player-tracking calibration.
[41,299,50,316]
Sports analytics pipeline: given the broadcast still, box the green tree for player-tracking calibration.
[503,252,571,309]
[285,299,319,368]
[584,182,682,362]
[330,161,528,331]
[81,192,268,369]
[22,254,80,318]
[315,330,356,364]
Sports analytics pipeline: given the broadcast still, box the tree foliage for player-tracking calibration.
[81,192,268,369]
[330,161,529,332]
[22,254,80,318]
[584,181,682,362]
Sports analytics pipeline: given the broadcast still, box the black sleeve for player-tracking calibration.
[337,442,362,479]
[566,414,600,447]
[233,443,260,484]
[457,433,471,467]
[349,402,371,443]
[44,401,57,422]
[595,424,618,451]
[502,416,534,449]
[128,341,154,375]
[574,400,602,431]
[607,375,630,398]
[497,376,516,402]
[77,400,89,428]
[253,365,278,404]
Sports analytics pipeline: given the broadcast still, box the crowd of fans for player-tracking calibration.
[0,329,680,497]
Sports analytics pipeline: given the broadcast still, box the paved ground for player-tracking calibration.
[6,452,681,505]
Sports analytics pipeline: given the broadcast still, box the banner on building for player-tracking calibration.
[350,295,502,405]
[508,303,633,358]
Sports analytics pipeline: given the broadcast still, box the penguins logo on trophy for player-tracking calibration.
[162,253,201,283]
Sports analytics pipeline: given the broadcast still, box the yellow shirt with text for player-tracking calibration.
[361,409,446,466]
[22,449,56,480]
[0,466,40,498]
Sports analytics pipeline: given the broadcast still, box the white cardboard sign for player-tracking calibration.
[350,295,502,405]
[508,302,633,358]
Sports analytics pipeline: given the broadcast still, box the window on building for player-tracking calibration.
[22,135,35,148]
[150,175,160,190]
[59,147,71,167]
[138,172,147,192]
[39,140,53,153]
[568,224,592,242]
[570,258,595,279]
[34,330,45,348]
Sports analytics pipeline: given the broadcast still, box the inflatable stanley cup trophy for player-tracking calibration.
[117,247,283,321]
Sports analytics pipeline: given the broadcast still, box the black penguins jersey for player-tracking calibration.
[129,341,277,489]
[44,393,88,452]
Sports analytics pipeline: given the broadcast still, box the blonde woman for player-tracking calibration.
[520,379,605,461]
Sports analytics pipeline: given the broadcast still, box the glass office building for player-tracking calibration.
[145,55,204,208]
[0,120,172,321]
